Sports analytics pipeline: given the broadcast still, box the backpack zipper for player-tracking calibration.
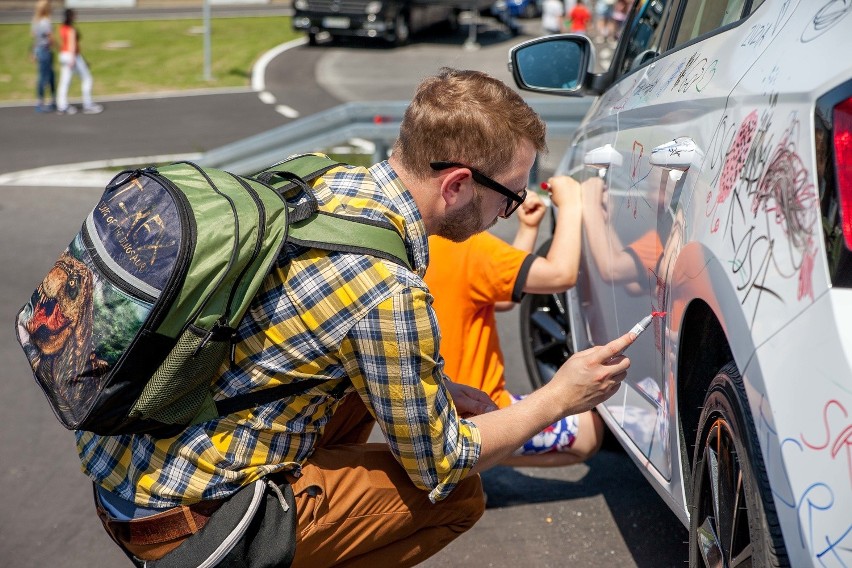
[223,173,267,325]
[134,168,197,332]
[81,219,158,304]
[93,168,195,329]
[206,173,274,364]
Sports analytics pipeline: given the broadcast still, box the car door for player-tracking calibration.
[582,0,790,479]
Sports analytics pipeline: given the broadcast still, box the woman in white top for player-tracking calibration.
[541,0,566,34]
[30,0,56,112]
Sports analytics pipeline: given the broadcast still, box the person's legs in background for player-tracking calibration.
[35,48,56,112]
[56,51,75,114]
[75,55,102,114]
[500,392,605,467]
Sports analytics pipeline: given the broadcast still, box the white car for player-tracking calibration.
[509,1,852,566]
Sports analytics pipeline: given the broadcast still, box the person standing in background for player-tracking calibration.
[56,8,103,115]
[568,0,592,34]
[541,0,566,34]
[594,0,615,40]
[30,0,56,113]
[610,0,628,40]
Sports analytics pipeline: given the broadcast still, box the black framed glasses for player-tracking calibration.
[430,161,527,218]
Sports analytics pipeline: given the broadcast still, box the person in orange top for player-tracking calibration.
[426,175,604,467]
[56,8,102,115]
[568,0,592,34]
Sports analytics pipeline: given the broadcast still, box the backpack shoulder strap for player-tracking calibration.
[252,153,342,188]
[254,154,412,270]
[288,212,412,270]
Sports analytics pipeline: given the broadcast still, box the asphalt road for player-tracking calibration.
[0,12,688,568]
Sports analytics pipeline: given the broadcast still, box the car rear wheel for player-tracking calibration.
[519,239,573,389]
[689,362,788,567]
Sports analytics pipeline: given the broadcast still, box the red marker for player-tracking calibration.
[629,311,667,337]
[540,182,551,190]
[609,311,667,362]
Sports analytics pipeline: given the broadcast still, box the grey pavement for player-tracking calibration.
[0,10,687,568]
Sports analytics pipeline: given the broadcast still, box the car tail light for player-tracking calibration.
[817,85,852,287]
[835,97,852,249]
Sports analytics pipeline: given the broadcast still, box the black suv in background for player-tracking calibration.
[292,0,489,46]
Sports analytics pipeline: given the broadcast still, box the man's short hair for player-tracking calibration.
[393,67,547,180]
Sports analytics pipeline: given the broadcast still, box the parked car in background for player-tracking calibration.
[510,0,852,566]
[507,0,543,18]
[292,0,486,46]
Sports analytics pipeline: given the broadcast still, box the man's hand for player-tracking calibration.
[547,331,636,416]
[517,191,547,229]
[445,380,499,418]
[465,331,636,474]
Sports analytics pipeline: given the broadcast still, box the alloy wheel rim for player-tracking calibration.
[695,418,754,568]
[526,293,571,386]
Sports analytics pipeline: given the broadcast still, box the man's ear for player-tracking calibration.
[439,167,474,208]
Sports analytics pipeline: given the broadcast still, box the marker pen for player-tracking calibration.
[609,312,665,361]
[629,311,666,338]
[629,314,654,337]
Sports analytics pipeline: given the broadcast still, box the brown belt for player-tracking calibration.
[97,498,225,546]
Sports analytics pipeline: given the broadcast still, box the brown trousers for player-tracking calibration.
[290,393,485,567]
[106,394,485,567]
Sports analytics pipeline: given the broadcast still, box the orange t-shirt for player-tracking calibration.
[425,233,534,409]
[569,5,591,32]
[60,24,78,54]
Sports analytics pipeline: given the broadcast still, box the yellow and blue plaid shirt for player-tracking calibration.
[76,160,482,506]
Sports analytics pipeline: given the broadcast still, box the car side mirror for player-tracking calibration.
[508,34,595,97]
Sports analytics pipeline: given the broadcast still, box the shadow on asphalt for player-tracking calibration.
[482,442,689,567]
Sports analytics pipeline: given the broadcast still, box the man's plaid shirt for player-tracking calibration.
[76,159,482,507]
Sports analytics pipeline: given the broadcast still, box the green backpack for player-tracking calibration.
[15,154,410,437]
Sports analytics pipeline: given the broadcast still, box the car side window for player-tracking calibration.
[616,0,674,78]
[673,0,748,46]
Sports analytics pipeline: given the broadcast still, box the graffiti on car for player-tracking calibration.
[801,0,852,44]
[757,395,852,567]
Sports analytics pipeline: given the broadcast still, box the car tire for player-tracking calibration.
[392,12,410,46]
[519,239,573,389]
[307,32,318,46]
[689,362,789,567]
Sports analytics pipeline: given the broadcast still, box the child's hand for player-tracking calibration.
[517,191,547,228]
[544,175,581,210]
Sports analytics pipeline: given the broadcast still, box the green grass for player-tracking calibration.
[0,17,302,102]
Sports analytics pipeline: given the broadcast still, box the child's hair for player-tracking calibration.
[63,8,75,26]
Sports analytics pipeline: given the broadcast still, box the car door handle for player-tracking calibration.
[584,144,623,176]
[584,144,623,168]
[649,137,697,171]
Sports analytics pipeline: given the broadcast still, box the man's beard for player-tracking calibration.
[436,190,497,242]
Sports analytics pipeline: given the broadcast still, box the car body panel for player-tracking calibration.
[582,0,819,480]
[745,288,852,566]
[511,0,852,565]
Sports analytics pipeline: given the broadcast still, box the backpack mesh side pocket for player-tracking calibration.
[128,326,229,426]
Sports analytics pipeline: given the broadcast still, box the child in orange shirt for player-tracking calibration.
[425,176,603,467]
[568,0,592,34]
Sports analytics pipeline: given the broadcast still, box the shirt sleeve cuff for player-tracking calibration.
[511,254,536,303]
